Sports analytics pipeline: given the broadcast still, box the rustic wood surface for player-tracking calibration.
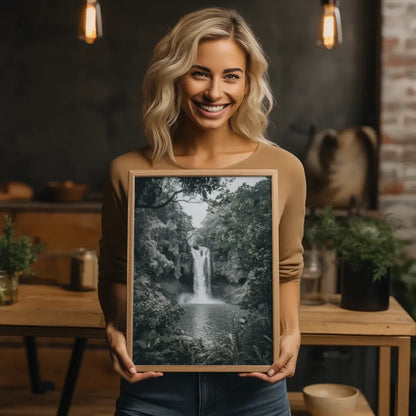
[0,284,415,416]
[1,285,415,338]
[0,201,101,212]
[0,285,104,334]
[300,295,416,336]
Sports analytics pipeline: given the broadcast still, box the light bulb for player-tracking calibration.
[85,4,97,43]
[79,0,103,44]
[318,0,342,50]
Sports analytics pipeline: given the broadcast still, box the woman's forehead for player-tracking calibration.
[194,39,247,69]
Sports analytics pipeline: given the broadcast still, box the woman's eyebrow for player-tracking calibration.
[191,65,244,74]
[191,65,211,72]
[223,68,244,74]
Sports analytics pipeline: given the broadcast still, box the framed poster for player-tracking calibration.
[127,169,279,372]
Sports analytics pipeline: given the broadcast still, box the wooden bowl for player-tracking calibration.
[303,383,359,416]
[46,181,88,202]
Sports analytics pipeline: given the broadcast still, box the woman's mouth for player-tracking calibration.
[193,101,231,115]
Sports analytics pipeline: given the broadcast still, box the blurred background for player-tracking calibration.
[1,1,416,415]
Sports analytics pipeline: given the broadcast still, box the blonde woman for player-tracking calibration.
[99,8,305,416]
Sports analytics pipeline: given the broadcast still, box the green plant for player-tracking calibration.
[307,206,403,281]
[0,215,44,274]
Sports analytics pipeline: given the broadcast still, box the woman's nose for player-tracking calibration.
[204,78,222,102]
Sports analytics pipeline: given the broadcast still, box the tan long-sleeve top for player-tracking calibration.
[99,142,306,285]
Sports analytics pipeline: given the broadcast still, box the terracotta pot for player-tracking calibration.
[0,270,19,306]
[340,263,390,311]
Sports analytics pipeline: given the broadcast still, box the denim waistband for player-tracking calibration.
[116,373,290,416]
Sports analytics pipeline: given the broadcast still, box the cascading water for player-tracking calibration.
[177,245,223,305]
[191,246,212,303]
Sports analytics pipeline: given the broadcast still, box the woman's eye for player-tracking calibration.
[191,71,208,78]
[225,73,240,80]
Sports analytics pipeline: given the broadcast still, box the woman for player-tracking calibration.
[99,8,305,416]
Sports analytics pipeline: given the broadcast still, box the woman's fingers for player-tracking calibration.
[267,349,295,378]
[111,357,163,383]
[238,356,294,383]
[239,332,300,384]
[106,323,134,375]
[110,343,136,377]
[106,322,163,382]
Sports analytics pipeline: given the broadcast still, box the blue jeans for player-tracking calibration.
[115,373,291,416]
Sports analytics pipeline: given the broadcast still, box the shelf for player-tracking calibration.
[0,200,101,212]
[289,391,375,416]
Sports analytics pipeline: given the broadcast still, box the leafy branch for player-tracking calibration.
[0,215,44,274]
[307,207,403,281]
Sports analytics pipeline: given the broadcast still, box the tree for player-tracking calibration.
[135,177,224,209]
[198,179,273,312]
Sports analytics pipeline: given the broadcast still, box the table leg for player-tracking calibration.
[395,337,410,416]
[57,337,87,416]
[23,336,55,394]
[378,346,391,416]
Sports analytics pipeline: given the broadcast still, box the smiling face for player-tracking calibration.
[179,38,248,133]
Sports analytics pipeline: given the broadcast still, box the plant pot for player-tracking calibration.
[340,263,390,311]
[0,270,19,306]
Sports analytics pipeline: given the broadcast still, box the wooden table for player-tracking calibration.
[0,285,414,416]
[0,285,105,416]
[300,295,416,416]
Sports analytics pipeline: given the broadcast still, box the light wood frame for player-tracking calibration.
[127,169,279,372]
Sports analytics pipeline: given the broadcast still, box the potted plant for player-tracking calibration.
[0,215,43,305]
[306,206,403,311]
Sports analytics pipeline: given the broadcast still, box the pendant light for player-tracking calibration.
[79,0,103,44]
[318,0,342,50]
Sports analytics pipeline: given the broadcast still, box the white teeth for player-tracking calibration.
[197,103,226,113]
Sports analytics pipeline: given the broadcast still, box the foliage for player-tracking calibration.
[239,268,273,315]
[131,176,274,366]
[0,215,43,273]
[135,177,224,209]
[237,311,273,364]
[198,179,273,311]
[202,333,251,365]
[201,180,272,273]
[132,177,204,356]
[134,197,193,281]
[133,309,273,366]
[133,330,207,365]
[307,206,403,281]
[132,278,184,333]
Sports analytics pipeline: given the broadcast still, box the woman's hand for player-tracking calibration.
[239,331,301,383]
[105,322,164,383]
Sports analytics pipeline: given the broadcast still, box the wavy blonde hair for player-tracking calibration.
[142,8,275,162]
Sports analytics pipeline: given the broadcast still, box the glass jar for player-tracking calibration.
[300,249,325,305]
[70,249,98,291]
[0,270,19,306]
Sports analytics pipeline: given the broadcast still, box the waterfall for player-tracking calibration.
[191,246,212,303]
[177,245,222,305]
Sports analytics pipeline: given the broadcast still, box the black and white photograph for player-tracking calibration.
[127,170,279,370]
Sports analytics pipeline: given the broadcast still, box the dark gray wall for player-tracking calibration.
[0,0,379,196]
